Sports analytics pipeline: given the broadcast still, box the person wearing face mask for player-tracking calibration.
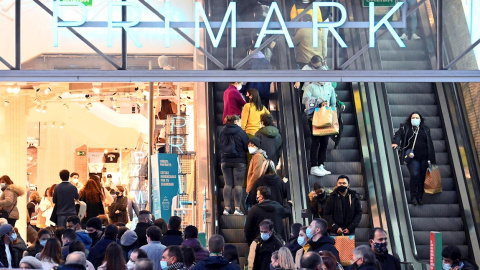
[241,88,270,137]
[247,159,289,208]
[392,111,436,205]
[294,227,311,269]
[308,182,331,219]
[160,246,187,270]
[223,82,246,125]
[245,137,268,194]
[441,245,478,270]
[87,224,118,269]
[219,115,249,216]
[245,186,290,245]
[247,219,283,270]
[0,175,25,226]
[108,186,129,224]
[70,172,84,191]
[285,223,302,255]
[369,228,400,270]
[294,55,324,92]
[140,226,166,270]
[351,245,378,270]
[127,249,149,270]
[0,224,22,268]
[25,228,52,258]
[85,217,104,248]
[305,218,340,262]
[323,175,363,236]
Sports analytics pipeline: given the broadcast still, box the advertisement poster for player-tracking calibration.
[152,153,179,221]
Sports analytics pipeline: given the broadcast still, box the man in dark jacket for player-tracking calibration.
[86,217,104,248]
[161,216,183,246]
[0,224,22,268]
[66,216,92,250]
[323,175,363,235]
[255,113,282,167]
[192,234,240,270]
[441,245,479,270]
[53,169,79,228]
[306,218,340,262]
[61,229,77,260]
[180,225,209,262]
[249,219,283,270]
[369,228,400,270]
[87,224,118,269]
[135,210,153,247]
[245,186,291,244]
[247,160,289,207]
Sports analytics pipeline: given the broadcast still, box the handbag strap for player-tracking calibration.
[411,127,419,150]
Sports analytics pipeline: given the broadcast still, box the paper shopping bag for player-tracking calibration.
[312,106,334,128]
[425,165,442,194]
[331,234,355,266]
[313,108,339,136]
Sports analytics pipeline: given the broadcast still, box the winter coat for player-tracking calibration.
[302,83,336,108]
[219,124,250,164]
[134,222,152,247]
[285,237,301,256]
[223,85,247,124]
[0,241,22,268]
[356,264,378,270]
[127,196,140,222]
[87,237,116,269]
[244,199,290,245]
[255,126,282,166]
[247,174,288,206]
[161,230,184,246]
[26,241,45,257]
[249,235,283,270]
[246,150,268,193]
[307,235,340,262]
[140,241,167,270]
[323,188,363,234]
[108,196,128,224]
[181,238,210,262]
[192,256,241,270]
[392,123,436,164]
[0,184,25,220]
[76,231,92,251]
[375,252,400,270]
[241,103,270,135]
[80,194,105,223]
[308,190,330,219]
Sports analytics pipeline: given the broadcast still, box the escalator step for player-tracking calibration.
[353,228,369,244]
[341,125,359,137]
[403,177,456,191]
[379,50,428,61]
[389,105,438,117]
[414,231,466,245]
[401,164,452,178]
[381,61,431,70]
[416,245,469,260]
[391,116,442,129]
[406,191,458,204]
[328,149,361,162]
[215,101,224,113]
[385,83,433,93]
[340,114,357,125]
[388,94,436,105]
[335,90,352,101]
[221,229,247,243]
[219,215,246,229]
[377,39,426,50]
[411,217,463,231]
[323,162,362,174]
[327,137,359,150]
[359,214,370,228]
[408,204,460,217]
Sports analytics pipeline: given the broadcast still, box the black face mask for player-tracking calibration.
[337,186,348,193]
[89,231,99,240]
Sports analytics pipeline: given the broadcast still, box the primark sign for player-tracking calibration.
[53,1,408,49]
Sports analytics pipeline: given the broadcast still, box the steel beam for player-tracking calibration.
[437,0,443,70]
[444,38,480,70]
[0,57,14,70]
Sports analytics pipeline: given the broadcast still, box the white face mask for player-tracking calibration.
[0,183,5,189]
[72,178,79,184]
[248,146,257,154]
[236,84,242,91]
[126,260,135,270]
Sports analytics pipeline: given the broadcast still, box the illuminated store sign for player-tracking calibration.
[53,1,406,49]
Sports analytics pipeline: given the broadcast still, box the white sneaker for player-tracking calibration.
[319,164,331,175]
[223,208,230,215]
[233,208,244,215]
[400,33,407,40]
[311,166,326,177]
[411,33,420,40]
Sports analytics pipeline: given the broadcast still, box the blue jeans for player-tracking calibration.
[404,0,418,33]
[407,158,429,201]
[221,162,246,210]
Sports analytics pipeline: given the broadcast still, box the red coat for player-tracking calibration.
[223,85,246,124]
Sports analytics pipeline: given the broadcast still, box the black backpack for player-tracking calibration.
[223,135,239,158]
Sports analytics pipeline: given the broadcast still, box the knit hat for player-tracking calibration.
[19,256,43,269]
[120,230,138,246]
[248,137,261,148]
[86,217,102,231]
[0,224,13,237]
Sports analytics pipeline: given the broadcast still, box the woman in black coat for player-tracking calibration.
[392,111,436,205]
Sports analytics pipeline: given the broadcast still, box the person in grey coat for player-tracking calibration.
[140,226,166,270]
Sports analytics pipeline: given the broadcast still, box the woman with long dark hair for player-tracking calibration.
[39,238,62,270]
[25,228,52,257]
[98,242,127,270]
[79,179,105,223]
[392,111,436,205]
[241,88,270,137]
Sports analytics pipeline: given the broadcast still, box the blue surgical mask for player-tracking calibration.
[442,264,451,270]
[411,118,421,127]
[297,236,306,246]
[39,240,47,246]
[261,233,271,241]
[10,233,17,241]
[160,260,168,269]
[306,227,314,239]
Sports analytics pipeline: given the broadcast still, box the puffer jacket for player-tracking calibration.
[219,124,250,164]
[255,126,282,167]
[0,184,25,220]
[246,149,268,193]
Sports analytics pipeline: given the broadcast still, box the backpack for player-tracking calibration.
[223,135,239,158]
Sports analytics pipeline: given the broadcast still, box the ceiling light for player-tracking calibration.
[33,98,41,105]
[51,122,55,127]
[36,105,42,112]
[4,100,9,106]
[63,103,69,110]
[104,149,108,153]
[44,87,51,95]
[6,87,12,93]
[93,87,100,94]
[41,106,47,113]
[35,88,41,93]
[28,156,33,161]
[59,123,64,129]
[12,87,20,94]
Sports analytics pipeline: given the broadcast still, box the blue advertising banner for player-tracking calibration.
[154,153,180,221]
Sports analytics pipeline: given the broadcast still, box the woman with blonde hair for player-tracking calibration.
[271,247,295,270]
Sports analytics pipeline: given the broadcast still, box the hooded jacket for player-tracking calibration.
[392,123,436,164]
[244,199,290,245]
[192,256,240,270]
[247,174,288,207]
[255,126,282,166]
[219,124,250,164]
[307,235,340,262]
[246,149,268,193]
[0,184,25,220]
[323,188,363,234]
[223,85,247,125]
[76,231,92,251]
[249,234,283,270]
[180,238,210,262]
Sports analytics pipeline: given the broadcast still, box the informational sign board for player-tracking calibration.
[430,231,442,270]
[151,153,180,221]
[363,0,396,7]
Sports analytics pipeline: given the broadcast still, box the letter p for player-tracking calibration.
[53,1,87,47]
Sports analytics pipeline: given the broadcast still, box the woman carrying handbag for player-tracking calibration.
[391,112,436,205]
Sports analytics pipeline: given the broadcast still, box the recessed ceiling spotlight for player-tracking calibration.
[4,100,9,106]
[41,106,47,113]
[44,87,51,95]
[6,87,12,93]
[93,87,100,94]
[12,87,20,94]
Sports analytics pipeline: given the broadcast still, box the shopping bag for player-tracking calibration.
[331,234,355,266]
[312,106,334,128]
[425,164,442,194]
[313,108,339,136]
